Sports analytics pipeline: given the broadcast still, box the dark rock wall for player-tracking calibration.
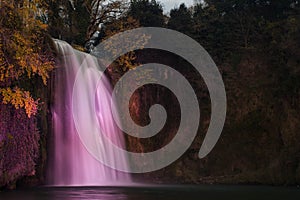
[118,49,300,185]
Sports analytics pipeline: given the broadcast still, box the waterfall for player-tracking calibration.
[47,40,131,186]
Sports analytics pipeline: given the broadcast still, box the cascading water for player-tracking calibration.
[47,40,131,186]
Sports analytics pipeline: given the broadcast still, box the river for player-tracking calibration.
[1,185,300,200]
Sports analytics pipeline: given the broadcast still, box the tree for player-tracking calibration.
[103,16,144,71]
[46,0,128,46]
[128,0,165,27]
[73,0,91,45]
[192,2,230,61]
[0,0,55,117]
[46,0,90,45]
[85,0,128,40]
[202,0,300,49]
[167,3,194,36]
[46,0,74,42]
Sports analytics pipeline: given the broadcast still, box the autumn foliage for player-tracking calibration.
[0,0,55,117]
[0,0,54,188]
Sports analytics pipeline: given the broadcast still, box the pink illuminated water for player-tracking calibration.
[47,40,131,186]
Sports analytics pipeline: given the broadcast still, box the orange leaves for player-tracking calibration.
[0,31,54,85]
[37,60,55,85]
[0,87,39,118]
[0,1,55,118]
[23,92,39,118]
[39,23,48,30]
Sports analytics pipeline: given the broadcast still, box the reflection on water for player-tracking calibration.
[1,185,300,200]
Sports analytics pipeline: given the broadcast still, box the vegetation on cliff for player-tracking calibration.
[0,0,299,188]
[0,0,55,188]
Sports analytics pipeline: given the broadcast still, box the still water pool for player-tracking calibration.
[1,185,300,200]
